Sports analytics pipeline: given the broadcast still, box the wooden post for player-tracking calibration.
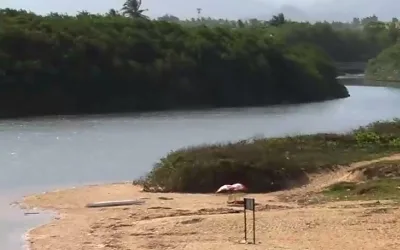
[244,201,247,241]
[253,206,255,244]
[243,198,255,244]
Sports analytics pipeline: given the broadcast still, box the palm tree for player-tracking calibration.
[107,8,119,17]
[121,0,149,19]
[269,13,286,26]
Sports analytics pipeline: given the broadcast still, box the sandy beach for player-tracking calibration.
[21,155,400,250]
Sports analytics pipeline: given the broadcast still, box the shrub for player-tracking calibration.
[140,119,400,193]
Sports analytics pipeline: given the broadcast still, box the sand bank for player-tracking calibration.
[20,181,400,250]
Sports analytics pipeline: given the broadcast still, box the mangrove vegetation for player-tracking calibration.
[167,16,398,63]
[0,8,350,118]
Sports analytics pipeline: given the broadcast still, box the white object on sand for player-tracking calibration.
[216,183,247,203]
[216,183,247,193]
[216,184,233,193]
[86,199,145,208]
[231,183,247,191]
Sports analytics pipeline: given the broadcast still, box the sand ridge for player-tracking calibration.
[21,154,400,250]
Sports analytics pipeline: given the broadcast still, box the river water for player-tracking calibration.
[2,80,400,249]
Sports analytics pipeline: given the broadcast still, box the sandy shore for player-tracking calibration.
[21,184,400,250]
[20,155,400,250]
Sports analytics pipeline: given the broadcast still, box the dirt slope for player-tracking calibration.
[276,153,400,203]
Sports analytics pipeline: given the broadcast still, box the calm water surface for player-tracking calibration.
[2,82,400,249]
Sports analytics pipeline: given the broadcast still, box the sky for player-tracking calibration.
[0,0,398,21]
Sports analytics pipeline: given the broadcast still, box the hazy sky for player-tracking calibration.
[0,0,397,21]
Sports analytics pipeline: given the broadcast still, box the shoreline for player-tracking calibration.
[17,181,133,250]
[0,94,350,121]
[20,209,58,250]
[17,181,143,250]
[18,156,400,250]
[0,189,56,250]
[18,182,297,249]
[16,198,57,250]
[14,182,120,250]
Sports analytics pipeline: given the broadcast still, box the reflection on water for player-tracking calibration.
[2,82,400,249]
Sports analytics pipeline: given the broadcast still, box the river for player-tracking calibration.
[2,81,400,249]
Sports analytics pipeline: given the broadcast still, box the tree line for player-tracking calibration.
[112,1,400,63]
[0,8,352,117]
[156,14,399,62]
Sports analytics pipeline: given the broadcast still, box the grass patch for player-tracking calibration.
[139,119,400,193]
[323,179,400,201]
[323,160,400,201]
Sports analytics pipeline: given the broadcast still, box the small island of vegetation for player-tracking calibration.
[140,119,400,193]
[0,7,351,118]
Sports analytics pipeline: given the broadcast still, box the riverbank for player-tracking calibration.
[335,76,400,87]
[3,85,400,250]
[0,189,54,250]
[20,119,400,249]
[20,154,400,250]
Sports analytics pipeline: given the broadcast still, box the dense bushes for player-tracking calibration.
[141,120,400,193]
[270,22,391,62]
[0,9,349,118]
[366,43,400,81]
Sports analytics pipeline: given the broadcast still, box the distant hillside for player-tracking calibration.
[366,43,400,82]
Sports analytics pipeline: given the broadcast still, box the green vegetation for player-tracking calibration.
[141,120,400,193]
[159,14,399,62]
[1,4,399,118]
[323,179,400,201]
[267,21,392,63]
[0,8,352,118]
[366,43,400,82]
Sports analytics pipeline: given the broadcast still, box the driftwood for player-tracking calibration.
[86,199,145,208]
